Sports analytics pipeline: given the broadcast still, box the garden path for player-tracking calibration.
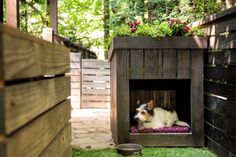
[71,109,115,149]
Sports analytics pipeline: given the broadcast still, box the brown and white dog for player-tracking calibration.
[134,100,190,130]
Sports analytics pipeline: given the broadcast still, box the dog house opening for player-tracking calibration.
[129,79,191,134]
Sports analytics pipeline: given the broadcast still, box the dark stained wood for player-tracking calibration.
[205,137,233,157]
[108,37,207,61]
[163,49,176,79]
[205,108,236,137]
[130,49,143,79]
[209,33,236,49]
[205,94,236,119]
[116,49,130,143]
[206,49,236,66]
[205,66,236,84]
[205,122,236,154]
[177,50,190,79]
[6,0,19,28]
[190,50,204,146]
[50,0,58,33]
[130,134,203,147]
[144,49,162,79]
[205,80,236,102]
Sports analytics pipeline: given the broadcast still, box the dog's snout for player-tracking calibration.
[134,116,139,121]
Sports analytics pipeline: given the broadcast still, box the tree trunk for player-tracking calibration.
[103,0,109,59]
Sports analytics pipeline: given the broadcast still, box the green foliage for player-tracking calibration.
[72,147,217,157]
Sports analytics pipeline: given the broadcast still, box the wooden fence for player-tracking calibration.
[70,56,110,109]
[0,24,71,157]
[194,6,236,157]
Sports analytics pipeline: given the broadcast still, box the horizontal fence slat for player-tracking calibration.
[82,60,110,69]
[82,89,110,95]
[82,69,110,75]
[205,49,236,66]
[71,82,80,88]
[205,108,236,137]
[205,66,236,84]
[209,33,236,49]
[70,53,81,62]
[0,100,71,157]
[82,95,110,101]
[70,69,81,76]
[205,137,234,157]
[0,76,70,134]
[82,75,110,81]
[81,102,110,108]
[205,94,236,119]
[205,80,236,102]
[70,62,81,69]
[82,82,110,88]
[38,124,71,157]
[0,25,70,81]
[205,122,236,154]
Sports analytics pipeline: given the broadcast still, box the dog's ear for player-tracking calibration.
[137,96,140,105]
[147,100,154,110]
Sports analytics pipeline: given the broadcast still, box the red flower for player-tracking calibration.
[130,27,137,32]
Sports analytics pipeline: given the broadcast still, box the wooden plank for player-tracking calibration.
[0,25,70,81]
[71,82,80,88]
[82,69,110,75]
[177,50,190,79]
[130,49,144,79]
[163,49,176,79]
[190,50,204,146]
[70,69,80,76]
[205,137,234,157]
[82,75,110,81]
[0,100,71,157]
[206,49,236,66]
[205,122,236,154]
[70,62,81,69]
[209,33,236,49]
[0,76,70,134]
[71,88,80,95]
[63,146,72,157]
[144,49,162,79]
[70,53,81,62]
[38,123,71,157]
[82,102,110,108]
[130,134,203,146]
[205,66,236,84]
[82,59,110,69]
[82,82,110,88]
[205,80,236,102]
[82,95,110,101]
[50,0,58,33]
[70,76,80,82]
[205,94,236,119]
[205,108,236,137]
[109,36,207,52]
[82,89,110,95]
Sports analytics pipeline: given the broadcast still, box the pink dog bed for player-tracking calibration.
[130,125,191,133]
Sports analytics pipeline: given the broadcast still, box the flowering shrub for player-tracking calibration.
[168,19,190,36]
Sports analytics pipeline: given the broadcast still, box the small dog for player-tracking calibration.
[134,99,190,130]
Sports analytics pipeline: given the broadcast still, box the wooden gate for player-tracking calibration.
[81,59,110,108]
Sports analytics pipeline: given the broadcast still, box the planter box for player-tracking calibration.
[108,36,207,146]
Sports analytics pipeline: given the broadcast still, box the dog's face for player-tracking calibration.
[134,100,155,123]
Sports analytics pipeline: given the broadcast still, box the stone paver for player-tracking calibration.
[71,109,115,149]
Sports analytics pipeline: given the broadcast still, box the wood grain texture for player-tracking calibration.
[177,50,190,79]
[144,49,162,79]
[190,50,204,146]
[130,134,202,146]
[209,33,236,49]
[0,100,71,157]
[0,24,70,81]
[205,66,236,84]
[206,49,236,66]
[130,49,144,79]
[205,122,236,154]
[205,94,236,119]
[0,76,70,134]
[163,49,177,79]
[38,124,71,157]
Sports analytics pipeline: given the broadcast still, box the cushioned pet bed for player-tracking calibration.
[130,125,191,133]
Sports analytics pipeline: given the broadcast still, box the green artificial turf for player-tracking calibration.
[72,147,217,157]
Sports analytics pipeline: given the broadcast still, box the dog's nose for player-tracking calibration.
[134,116,139,121]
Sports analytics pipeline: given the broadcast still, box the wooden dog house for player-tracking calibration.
[108,36,207,146]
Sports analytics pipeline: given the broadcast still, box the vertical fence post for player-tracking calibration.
[6,0,19,28]
[50,0,58,34]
